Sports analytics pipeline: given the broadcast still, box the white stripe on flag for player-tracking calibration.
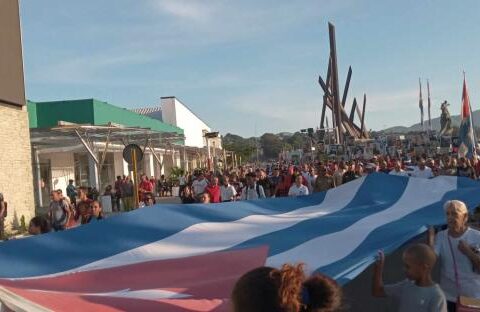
[27,177,366,278]
[266,176,457,271]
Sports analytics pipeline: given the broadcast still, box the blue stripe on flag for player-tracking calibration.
[231,174,409,256]
[0,189,327,277]
[317,177,480,283]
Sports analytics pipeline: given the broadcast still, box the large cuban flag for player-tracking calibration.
[0,174,480,311]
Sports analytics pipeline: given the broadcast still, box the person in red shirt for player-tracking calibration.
[139,175,153,202]
[205,176,221,203]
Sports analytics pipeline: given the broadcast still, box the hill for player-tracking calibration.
[383,109,480,133]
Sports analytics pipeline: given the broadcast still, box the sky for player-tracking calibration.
[20,0,480,137]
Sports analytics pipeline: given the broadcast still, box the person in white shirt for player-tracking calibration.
[301,164,313,192]
[241,173,266,200]
[288,175,309,197]
[178,174,187,197]
[220,175,237,202]
[428,200,480,307]
[389,160,409,177]
[411,158,434,179]
[179,175,186,186]
[192,173,208,197]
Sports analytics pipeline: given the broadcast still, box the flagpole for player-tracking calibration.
[419,78,424,132]
[427,79,432,134]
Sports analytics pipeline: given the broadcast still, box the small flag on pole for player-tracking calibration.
[458,73,476,158]
[427,80,432,132]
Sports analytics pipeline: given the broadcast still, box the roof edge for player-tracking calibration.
[161,96,212,130]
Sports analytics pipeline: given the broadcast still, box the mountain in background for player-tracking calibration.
[383,109,480,133]
[222,109,480,160]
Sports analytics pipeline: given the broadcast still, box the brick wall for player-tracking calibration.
[0,103,35,232]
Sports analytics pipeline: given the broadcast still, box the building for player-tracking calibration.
[0,0,36,231]
[28,99,186,208]
[133,96,223,171]
[159,97,212,148]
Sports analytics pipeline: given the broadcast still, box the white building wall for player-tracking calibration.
[144,153,155,178]
[161,97,211,148]
[39,152,75,195]
[113,152,128,178]
[88,155,99,190]
[160,97,176,126]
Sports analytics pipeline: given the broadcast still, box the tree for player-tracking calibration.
[223,133,256,161]
[286,132,308,150]
[260,133,283,159]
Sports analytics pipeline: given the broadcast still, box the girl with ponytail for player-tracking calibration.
[231,263,343,312]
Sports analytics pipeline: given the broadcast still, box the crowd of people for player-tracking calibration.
[178,155,480,311]
[233,200,479,312]
[40,186,105,234]
[178,154,480,205]
[30,173,179,235]
[7,152,479,311]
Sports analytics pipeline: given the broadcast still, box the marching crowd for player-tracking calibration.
[33,174,173,235]
[37,153,480,233]
[4,153,477,312]
[179,154,479,204]
[190,155,480,311]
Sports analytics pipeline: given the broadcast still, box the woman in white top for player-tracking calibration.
[288,175,309,197]
[428,200,480,310]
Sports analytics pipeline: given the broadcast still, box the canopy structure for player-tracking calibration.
[31,121,184,147]
[30,121,186,192]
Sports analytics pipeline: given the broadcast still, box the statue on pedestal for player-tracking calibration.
[439,101,453,136]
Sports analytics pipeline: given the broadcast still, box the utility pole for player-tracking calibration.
[255,122,259,166]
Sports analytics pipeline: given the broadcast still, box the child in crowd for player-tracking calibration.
[231,263,342,312]
[86,200,104,222]
[28,216,51,235]
[372,243,447,312]
[197,192,211,204]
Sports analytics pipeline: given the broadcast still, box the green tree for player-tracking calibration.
[286,132,308,150]
[223,133,256,162]
[260,133,283,159]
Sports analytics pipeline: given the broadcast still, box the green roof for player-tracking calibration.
[27,99,184,136]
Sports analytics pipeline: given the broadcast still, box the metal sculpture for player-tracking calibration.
[318,23,368,144]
